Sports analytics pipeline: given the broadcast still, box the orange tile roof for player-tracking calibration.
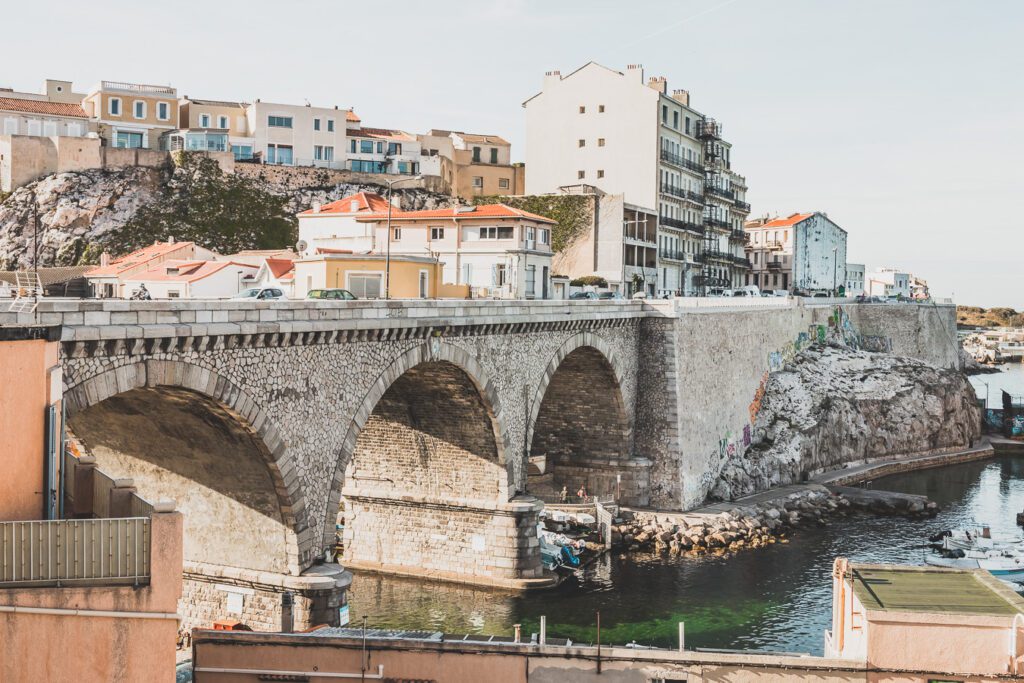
[122,259,252,283]
[356,204,556,224]
[298,192,392,216]
[754,212,815,229]
[347,126,415,142]
[346,109,361,122]
[0,97,88,118]
[86,241,197,277]
[264,258,294,279]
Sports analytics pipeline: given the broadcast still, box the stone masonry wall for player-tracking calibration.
[180,574,345,632]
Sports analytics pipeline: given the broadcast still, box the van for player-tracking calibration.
[731,285,761,297]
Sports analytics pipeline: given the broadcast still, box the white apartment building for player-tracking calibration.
[866,268,911,299]
[745,212,848,294]
[247,100,350,167]
[345,124,422,175]
[0,79,91,138]
[523,62,751,296]
[845,262,865,295]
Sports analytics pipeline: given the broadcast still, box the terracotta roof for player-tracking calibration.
[455,132,510,146]
[346,110,361,122]
[86,241,198,277]
[356,204,556,224]
[298,192,392,216]
[0,97,88,118]
[347,127,415,142]
[752,212,815,229]
[264,258,294,279]
[123,259,252,283]
[183,97,248,108]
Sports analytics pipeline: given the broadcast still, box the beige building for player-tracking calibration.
[294,253,468,299]
[418,129,525,200]
[83,80,179,150]
[167,96,254,159]
[0,79,92,138]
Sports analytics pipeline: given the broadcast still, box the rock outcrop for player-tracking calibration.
[711,344,981,501]
[0,160,456,270]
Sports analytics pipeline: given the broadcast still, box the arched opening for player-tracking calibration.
[530,346,647,504]
[341,359,541,584]
[68,386,295,574]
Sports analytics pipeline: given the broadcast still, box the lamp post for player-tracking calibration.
[384,175,422,299]
[832,246,839,296]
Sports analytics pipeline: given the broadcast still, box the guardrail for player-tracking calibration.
[0,517,150,587]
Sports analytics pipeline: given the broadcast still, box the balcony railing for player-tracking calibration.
[703,216,731,231]
[101,81,176,96]
[729,229,746,241]
[729,255,753,269]
[0,517,151,587]
[659,216,705,235]
[733,199,751,212]
[696,119,722,141]
[697,248,732,264]
[767,258,784,270]
[659,184,704,205]
[660,249,687,262]
[659,150,704,175]
[705,185,736,201]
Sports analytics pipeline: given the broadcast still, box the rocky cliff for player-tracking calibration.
[0,156,456,270]
[711,344,981,501]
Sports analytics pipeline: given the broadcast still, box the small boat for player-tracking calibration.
[926,548,1024,580]
[537,523,583,572]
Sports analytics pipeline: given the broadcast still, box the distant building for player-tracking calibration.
[246,99,350,168]
[0,266,93,298]
[165,96,254,159]
[0,84,90,138]
[120,259,256,299]
[82,80,179,150]
[296,191,394,257]
[866,268,911,299]
[523,62,751,296]
[345,124,421,175]
[745,212,847,294]
[86,240,218,298]
[417,129,524,199]
[294,253,465,299]
[844,262,865,296]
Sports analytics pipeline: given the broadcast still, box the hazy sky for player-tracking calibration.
[6,0,1022,307]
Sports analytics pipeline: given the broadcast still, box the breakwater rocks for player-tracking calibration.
[712,344,980,501]
[613,488,936,557]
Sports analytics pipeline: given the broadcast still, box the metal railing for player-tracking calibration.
[659,150,704,175]
[0,517,150,587]
[659,184,704,204]
[733,199,751,212]
[696,119,722,140]
[659,216,704,234]
[101,81,175,96]
[703,216,731,230]
[705,185,735,201]
[660,249,687,261]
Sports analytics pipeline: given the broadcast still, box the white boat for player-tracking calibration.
[926,548,1024,580]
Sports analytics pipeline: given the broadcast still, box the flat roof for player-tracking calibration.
[851,565,1024,617]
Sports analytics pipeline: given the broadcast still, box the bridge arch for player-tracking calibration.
[527,332,649,505]
[329,341,543,586]
[64,360,309,575]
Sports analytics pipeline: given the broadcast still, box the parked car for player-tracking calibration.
[570,291,598,300]
[731,285,761,297]
[598,291,624,300]
[231,287,286,300]
[307,288,357,300]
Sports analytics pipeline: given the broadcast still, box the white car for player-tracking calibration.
[231,287,286,301]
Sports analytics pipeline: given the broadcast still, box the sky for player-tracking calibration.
[6,0,1023,307]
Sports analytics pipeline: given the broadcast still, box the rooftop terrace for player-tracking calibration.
[851,564,1024,617]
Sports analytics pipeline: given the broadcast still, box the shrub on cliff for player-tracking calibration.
[471,194,591,253]
[106,152,296,255]
[570,275,608,287]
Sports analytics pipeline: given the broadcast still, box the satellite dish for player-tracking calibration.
[296,240,308,253]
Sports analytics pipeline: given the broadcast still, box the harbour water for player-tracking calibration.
[347,455,1024,656]
[970,363,1024,408]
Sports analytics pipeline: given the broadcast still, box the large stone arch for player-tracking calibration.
[526,332,650,505]
[64,359,309,575]
[329,341,544,587]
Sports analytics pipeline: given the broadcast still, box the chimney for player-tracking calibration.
[543,70,562,88]
[390,194,402,209]
[167,235,176,244]
[312,201,322,214]
[647,76,668,94]
[672,89,690,106]
[626,64,644,83]
[100,252,110,267]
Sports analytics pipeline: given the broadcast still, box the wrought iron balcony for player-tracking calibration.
[729,229,746,241]
[696,118,722,141]
[767,258,784,271]
[659,149,704,175]
[701,248,732,263]
[659,249,687,262]
[703,216,731,231]
[659,216,705,235]
[733,198,751,212]
[705,184,735,201]
[659,184,704,205]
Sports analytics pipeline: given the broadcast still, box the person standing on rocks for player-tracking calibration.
[577,485,588,503]
[559,486,569,503]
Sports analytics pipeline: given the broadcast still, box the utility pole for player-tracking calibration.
[383,175,421,299]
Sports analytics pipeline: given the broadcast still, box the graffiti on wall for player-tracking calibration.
[748,371,769,423]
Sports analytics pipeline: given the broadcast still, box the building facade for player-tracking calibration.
[523,62,751,296]
[866,268,911,299]
[167,97,254,159]
[845,262,865,295]
[345,124,421,175]
[246,100,350,168]
[418,129,525,200]
[82,81,179,150]
[745,212,847,295]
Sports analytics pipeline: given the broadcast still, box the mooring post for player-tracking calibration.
[539,615,547,645]
[678,621,685,652]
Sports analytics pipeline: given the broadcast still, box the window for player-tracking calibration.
[133,101,146,119]
[267,115,293,128]
[673,111,679,129]
[3,118,17,134]
[376,141,383,153]
[472,146,481,162]
[200,114,211,127]
[661,104,667,123]
[157,102,170,121]
[462,263,473,284]
[577,170,585,179]
[387,142,402,155]
[525,226,535,244]
[237,116,246,131]
[327,119,334,132]
[348,273,382,298]
[108,97,121,116]
[114,131,144,148]
[313,118,321,131]
[597,170,605,178]
[218,115,228,129]
[419,270,429,298]
[579,105,585,114]
[599,104,605,113]
[266,144,293,164]
[66,122,82,137]
[472,176,483,188]
[525,265,536,297]
[430,227,445,240]
[43,121,57,136]
[493,263,507,287]
[359,140,374,153]
[392,228,401,240]
[314,145,334,161]
[578,139,585,147]
[498,178,510,189]
[685,116,691,134]
[489,147,498,163]
[350,140,356,153]
[476,226,514,240]
[598,138,605,146]
[233,144,253,161]
[167,291,180,298]
[539,228,550,245]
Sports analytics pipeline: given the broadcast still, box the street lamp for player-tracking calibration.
[832,246,839,296]
[383,175,422,299]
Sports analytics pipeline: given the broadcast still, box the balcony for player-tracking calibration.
[703,216,731,231]
[659,216,705,235]
[730,255,753,269]
[696,118,722,141]
[729,228,746,241]
[698,248,732,264]
[659,149,704,176]
[768,258,784,271]
[733,198,752,212]
[659,184,704,205]
[101,81,176,96]
[660,249,687,262]
[705,184,735,201]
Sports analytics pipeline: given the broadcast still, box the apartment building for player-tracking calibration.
[86,240,218,298]
[745,212,848,294]
[247,100,350,167]
[866,268,911,299]
[0,79,92,138]
[845,262,865,295]
[523,62,751,296]
[418,129,525,199]
[345,124,421,175]
[82,80,179,150]
[167,96,254,159]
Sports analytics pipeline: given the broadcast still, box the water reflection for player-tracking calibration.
[347,456,1024,655]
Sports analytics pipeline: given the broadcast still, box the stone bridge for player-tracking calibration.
[0,298,959,629]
